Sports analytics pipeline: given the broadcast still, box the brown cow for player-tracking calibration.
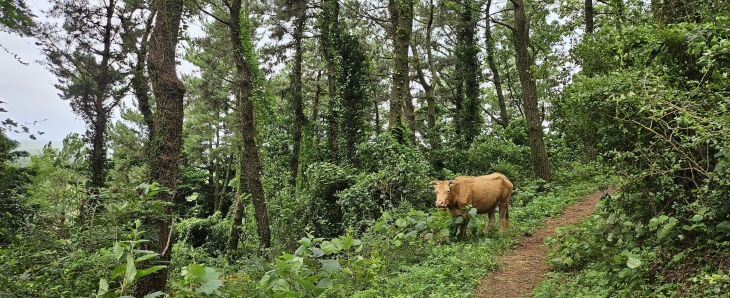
[430,173,513,236]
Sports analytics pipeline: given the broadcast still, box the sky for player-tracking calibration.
[0,31,87,145]
[1,0,86,146]
[0,0,206,149]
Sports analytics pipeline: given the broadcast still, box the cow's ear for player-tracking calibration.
[448,180,455,185]
[429,181,438,186]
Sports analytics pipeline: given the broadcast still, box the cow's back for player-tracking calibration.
[451,173,512,213]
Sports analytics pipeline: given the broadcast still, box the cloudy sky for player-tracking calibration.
[1,0,86,145]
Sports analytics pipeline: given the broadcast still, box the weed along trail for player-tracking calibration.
[476,187,614,297]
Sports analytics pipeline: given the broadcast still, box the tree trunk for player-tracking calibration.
[130,9,156,136]
[228,1,271,250]
[585,0,593,34]
[484,0,509,129]
[454,0,480,150]
[228,190,245,251]
[89,114,106,188]
[387,0,413,140]
[134,0,186,293]
[219,155,233,209]
[290,8,306,186]
[512,0,551,182]
[320,0,339,160]
[582,0,596,160]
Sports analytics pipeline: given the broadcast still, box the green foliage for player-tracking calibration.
[174,213,232,258]
[230,174,614,297]
[451,0,482,149]
[336,31,372,161]
[302,162,354,237]
[337,133,433,232]
[0,236,114,297]
[255,234,374,297]
[97,220,166,298]
[0,131,33,243]
[172,263,224,297]
[0,0,34,35]
[541,23,730,286]
[434,133,532,181]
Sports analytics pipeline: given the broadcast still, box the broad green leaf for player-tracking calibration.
[563,257,574,266]
[296,277,317,291]
[181,263,207,286]
[691,214,704,222]
[331,238,343,250]
[320,259,341,272]
[317,277,334,288]
[374,221,384,233]
[196,280,223,294]
[340,235,355,250]
[97,278,109,296]
[321,241,340,254]
[310,247,325,258]
[393,239,402,247]
[142,291,165,298]
[294,245,309,256]
[259,273,275,288]
[717,221,730,233]
[467,220,478,231]
[453,217,464,225]
[135,253,159,263]
[395,218,407,228]
[114,242,124,262]
[618,268,634,278]
[405,230,418,241]
[627,256,642,269]
[111,265,126,279]
[272,278,290,292]
[468,208,477,218]
[658,217,678,239]
[125,254,137,284]
[297,237,311,246]
[136,265,166,278]
[378,223,387,233]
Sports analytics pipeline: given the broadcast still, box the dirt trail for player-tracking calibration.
[475,187,614,297]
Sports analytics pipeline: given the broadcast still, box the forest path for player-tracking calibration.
[475,187,614,297]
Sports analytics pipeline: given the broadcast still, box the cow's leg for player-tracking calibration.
[484,210,496,234]
[499,200,510,232]
[461,215,469,238]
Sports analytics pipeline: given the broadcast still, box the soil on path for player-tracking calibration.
[475,187,614,297]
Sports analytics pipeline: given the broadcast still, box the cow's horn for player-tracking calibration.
[448,180,455,185]
[429,181,438,185]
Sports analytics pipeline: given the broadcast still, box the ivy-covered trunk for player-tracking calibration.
[388,0,413,140]
[228,1,271,250]
[512,0,551,182]
[320,0,340,161]
[135,0,186,293]
[453,0,481,150]
[290,5,306,186]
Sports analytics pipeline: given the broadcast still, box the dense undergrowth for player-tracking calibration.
[534,16,730,298]
[0,125,614,297]
[213,163,615,297]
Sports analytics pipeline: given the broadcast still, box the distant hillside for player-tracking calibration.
[17,141,58,156]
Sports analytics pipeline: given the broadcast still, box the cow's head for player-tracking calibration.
[430,180,455,210]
